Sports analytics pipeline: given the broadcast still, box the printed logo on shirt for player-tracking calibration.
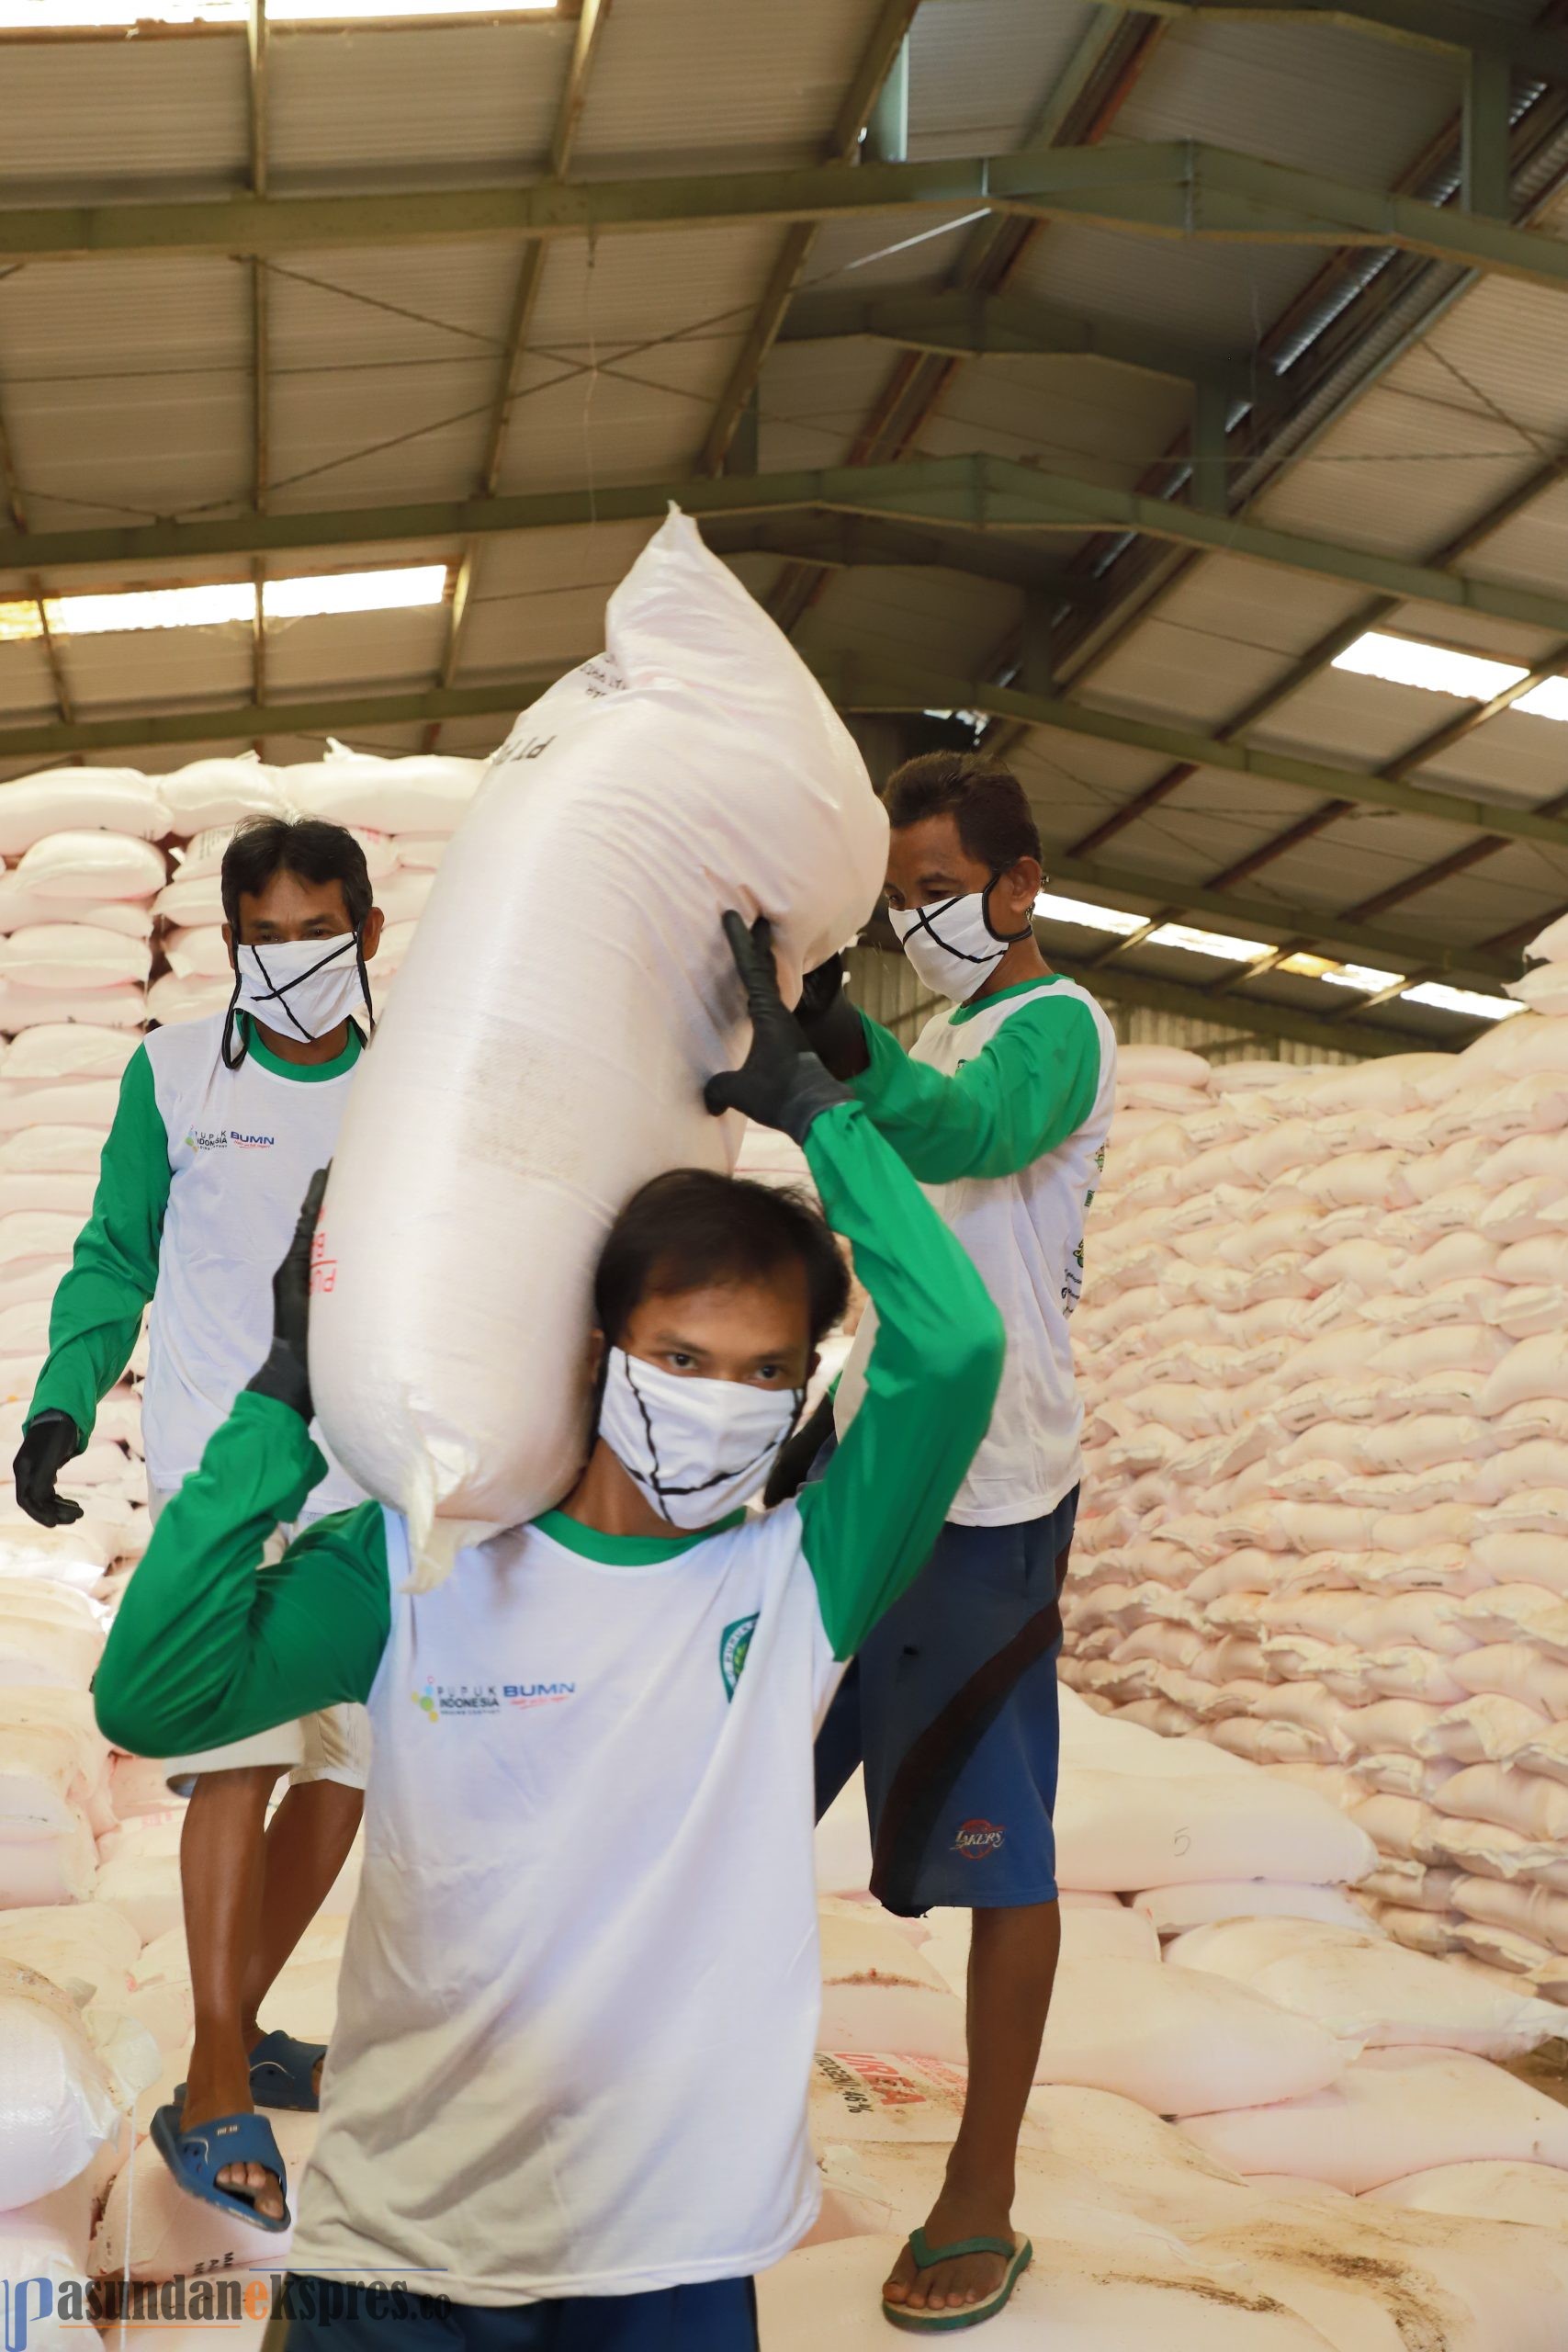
[719,1612,759,1701]
[184,1128,228,1154]
[953,1818,1005,1859]
[412,1678,501,1721]
[229,1129,276,1150]
[503,1681,576,1709]
[413,1676,576,1720]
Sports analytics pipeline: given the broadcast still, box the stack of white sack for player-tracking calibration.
[1063,977,1568,1999]
[150,745,478,1025]
[0,790,166,1411]
[1112,1042,1215,1145]
[778,1685,1568,2346]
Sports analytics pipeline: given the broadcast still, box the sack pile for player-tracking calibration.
[0,746,483,2336]
[1064,979,1568,1999]
[784,1687,1568,2344]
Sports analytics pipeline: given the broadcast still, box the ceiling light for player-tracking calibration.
[0,0,553,22]
[1145,922,1273,962]
[0,566,446,640]
[1033,891,1146,935]
[1317,961,1404,992]
[1333,632,1527,702]
[1401,981,1524,1023]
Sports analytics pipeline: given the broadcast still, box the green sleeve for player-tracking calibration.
[795,1102,1003,1659]
[851,989,1102,1183]
[27,1047,172,1442]
[94,1391,391,1758]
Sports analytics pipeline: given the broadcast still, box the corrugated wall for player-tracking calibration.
[845,948,1360,1068]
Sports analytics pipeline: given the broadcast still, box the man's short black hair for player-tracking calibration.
[884,750,1042,872]
[220,816,374,937]
[595,1169,850,1351]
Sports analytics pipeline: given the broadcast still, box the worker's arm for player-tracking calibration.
[850,989,1103,1183]
[94,1391,390,1758]
[26,1048,172,1443]
[796,1102,1004,1658]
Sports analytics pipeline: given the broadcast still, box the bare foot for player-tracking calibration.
[882,2178,1018,2319]
[179,2051,286,2224]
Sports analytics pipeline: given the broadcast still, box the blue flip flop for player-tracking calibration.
[150,2100,291,2234]
[249,2028,328,2112]
[882,2231,1033,2334]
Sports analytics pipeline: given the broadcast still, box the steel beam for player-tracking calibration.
[1086,0,1568,81]
[697,511,1086,592]
[17,453,1568,648]
[1045,951,1453,1055]
[825,650,1568,851]
[778,288,1255,391]
[13,145,1568,298]
[695,0,924,476]
[1043,849,1516,988]
[427,0,614,745]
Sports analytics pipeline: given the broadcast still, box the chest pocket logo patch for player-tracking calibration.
[720,1613,759,1702]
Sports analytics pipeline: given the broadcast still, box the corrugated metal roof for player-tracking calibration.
[0,35,246,198]
[1247,379,1548,565]
[795,561,1019,679]
[0,2,1564,1051]
[573,0,881,174]
[267,20,570,187]
[907,0,1100,164]
[1114,17,1461,187]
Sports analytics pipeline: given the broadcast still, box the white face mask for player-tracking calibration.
[887,883,1030,1003]
[231,932,369,1046]
[598,1347,803,1531]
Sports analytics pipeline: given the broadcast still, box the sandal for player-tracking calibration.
[882,2230,1033,2334]
[150,2100,291,2233]
[249,2028,328,2112]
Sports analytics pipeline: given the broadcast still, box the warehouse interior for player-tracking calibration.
[7,3,1568,2346]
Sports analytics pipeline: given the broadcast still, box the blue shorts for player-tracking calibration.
[280,2276,756,2352]
[815,1488,1077,1917]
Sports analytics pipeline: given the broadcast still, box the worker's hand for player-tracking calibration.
[705,913,852,1144]
[13,1410,84,1527]
[795,954,870,1081]
[245,1167,329,1422]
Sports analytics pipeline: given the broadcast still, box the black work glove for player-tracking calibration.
[14,1409,84,1527]
[795,955,871,1082]
[245,1167,329,1422]
[705,913,853,1144]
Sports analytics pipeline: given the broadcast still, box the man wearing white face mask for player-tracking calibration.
[91,913,1007,2351]
[17,815,383,2235]
[795,751,1116,2333]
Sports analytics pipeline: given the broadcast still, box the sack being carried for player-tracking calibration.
[310,511,886,1572]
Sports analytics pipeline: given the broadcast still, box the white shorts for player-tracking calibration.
[147,1483,372,1799]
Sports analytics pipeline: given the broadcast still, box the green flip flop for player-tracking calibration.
[882,2229,1033,2334]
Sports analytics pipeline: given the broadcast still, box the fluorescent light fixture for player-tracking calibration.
[1400,981,1524,1023]
[1033,890,1145,935]
[1317,961,1404,992]
[1333,631,1527,702]
[0,0,553,22]
[1145,922,1273,962]
[0,566,446,640]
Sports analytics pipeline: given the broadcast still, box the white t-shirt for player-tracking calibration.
[291,1499,842,2305]
[838,976,1116,1525]
[143,1013,361,1504]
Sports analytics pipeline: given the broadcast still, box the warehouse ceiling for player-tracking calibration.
[6,0,1568,1054]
